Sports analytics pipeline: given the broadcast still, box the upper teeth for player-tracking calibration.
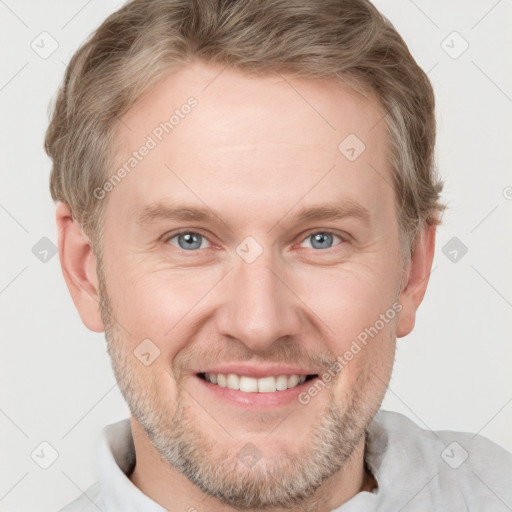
[204,373,307,393]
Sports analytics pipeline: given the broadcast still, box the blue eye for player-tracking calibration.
[166,231,342,252]
[168,232,210,251]
[301,232,341,250]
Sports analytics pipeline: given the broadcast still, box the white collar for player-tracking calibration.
[96,418,167,511]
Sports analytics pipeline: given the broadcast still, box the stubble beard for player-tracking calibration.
[97,263,388,510]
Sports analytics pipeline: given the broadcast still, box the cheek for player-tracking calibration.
[103,269,187,403]
[289,263,400,393]
[291,263,401,347]
[332,323,397,409]
[105,258,223,350]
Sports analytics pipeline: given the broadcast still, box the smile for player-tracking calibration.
[198,372,318,393]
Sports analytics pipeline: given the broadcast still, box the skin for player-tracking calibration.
[56,62,435,511]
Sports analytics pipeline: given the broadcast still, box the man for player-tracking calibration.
[46,0,512,510]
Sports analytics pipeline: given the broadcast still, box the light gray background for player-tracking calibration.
[1,1,511,511]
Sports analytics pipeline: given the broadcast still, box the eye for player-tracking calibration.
[300,232,342,250]
[167,231,211,251]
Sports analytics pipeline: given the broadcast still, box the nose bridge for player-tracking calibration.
[217,251,300,351]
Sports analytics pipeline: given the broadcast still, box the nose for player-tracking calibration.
[216,255,302,352]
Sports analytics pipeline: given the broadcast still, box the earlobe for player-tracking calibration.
[396,223,436,338]
[56,202,105,332]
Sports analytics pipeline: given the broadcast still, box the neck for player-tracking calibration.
[128,417,377,512]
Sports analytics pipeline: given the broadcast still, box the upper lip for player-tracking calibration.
[195,364,320,379]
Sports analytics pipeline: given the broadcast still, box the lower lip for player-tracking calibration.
[193,374,320,408]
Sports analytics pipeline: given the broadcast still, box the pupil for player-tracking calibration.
[179,233,201,250]
[311,232,332,249]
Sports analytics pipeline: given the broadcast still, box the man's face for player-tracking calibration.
[98,62,404,509]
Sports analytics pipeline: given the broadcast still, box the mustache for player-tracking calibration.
[173,342,336,377]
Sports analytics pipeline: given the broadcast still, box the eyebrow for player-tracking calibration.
[290,201,371,225]
[136,204,212,224]
[136,200,371,227]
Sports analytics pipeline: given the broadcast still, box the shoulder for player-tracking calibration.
[375,409,512,471]
[56,481,104,512]
[371,410,512,509]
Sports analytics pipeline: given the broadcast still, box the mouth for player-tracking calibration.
[197,372,318,393]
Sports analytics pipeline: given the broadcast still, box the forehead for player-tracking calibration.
[107,61,393,229]
[119,61,386,154]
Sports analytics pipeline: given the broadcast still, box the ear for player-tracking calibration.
[56,202,104,332]
[396,223,436,338]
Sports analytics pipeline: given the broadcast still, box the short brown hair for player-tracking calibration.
[45,0,444,257]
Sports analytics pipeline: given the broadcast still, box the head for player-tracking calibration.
[47,0,443,509]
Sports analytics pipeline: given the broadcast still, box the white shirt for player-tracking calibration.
[57,410,512,511]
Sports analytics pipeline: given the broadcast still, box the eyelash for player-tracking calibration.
[165,229,346,252]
